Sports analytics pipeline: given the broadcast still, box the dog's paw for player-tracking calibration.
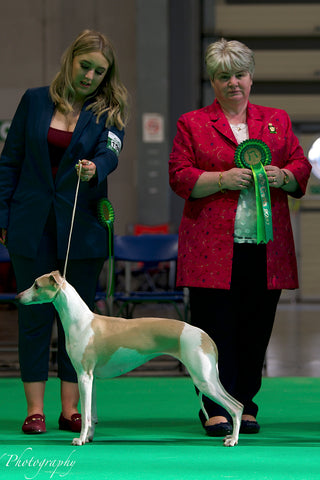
[72,437,87,446]
[223,435,238,447]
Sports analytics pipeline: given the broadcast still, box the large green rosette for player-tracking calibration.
[97,198,115,297]
[234,139,273,244]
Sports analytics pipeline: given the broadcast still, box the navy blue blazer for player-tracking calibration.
[0,86,124,259]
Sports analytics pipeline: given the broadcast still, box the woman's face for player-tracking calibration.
[211,69,252,108]
[72,51,109,101]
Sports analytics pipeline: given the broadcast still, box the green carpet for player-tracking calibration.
[1,377,320,479]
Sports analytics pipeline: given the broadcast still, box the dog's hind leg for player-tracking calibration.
[200,362,243,446]
[186,354,243,446]
[180,327,243,446]
[72,370,93,446]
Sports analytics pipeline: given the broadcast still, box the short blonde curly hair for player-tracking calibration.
[205,38,255,80]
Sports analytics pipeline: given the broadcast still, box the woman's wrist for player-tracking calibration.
[280,169,298,192]
[218,172,226,193]
[280,169,290,187]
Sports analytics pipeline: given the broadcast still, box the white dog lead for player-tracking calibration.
[63,161,83,279]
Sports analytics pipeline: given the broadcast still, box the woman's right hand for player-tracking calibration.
[191,167,253,198]
[0,228,7,246]
[223,167,252,190]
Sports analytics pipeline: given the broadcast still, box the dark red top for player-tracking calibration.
[47,127,73,178]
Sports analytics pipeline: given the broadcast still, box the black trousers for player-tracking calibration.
[10,214,105,383]
[189,243,281,419]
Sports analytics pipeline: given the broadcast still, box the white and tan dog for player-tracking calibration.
[18,271,243,447]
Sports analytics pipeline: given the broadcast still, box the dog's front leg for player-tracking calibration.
[72,371,93,446]
[87,377,97,442]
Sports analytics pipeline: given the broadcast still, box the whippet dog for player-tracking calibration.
[18,271,243,446]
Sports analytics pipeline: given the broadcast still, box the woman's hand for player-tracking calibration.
[0,228,7,246]
[75,160,97,182]
[223,167,253,190]
[191,167,252,198]
[264,165,285,188]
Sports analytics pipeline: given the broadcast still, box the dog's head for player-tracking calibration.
[17,271,65,305]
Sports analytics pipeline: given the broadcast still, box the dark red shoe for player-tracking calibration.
[58,413,82,432]
[22,414,46,434]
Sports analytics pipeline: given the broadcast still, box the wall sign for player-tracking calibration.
[142,113,164,143]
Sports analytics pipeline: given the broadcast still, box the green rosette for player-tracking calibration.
[234,139,273,244]
[97,198,115,297]
[98,198,115,227]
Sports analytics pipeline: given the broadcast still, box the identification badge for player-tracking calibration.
[106,131,122,156]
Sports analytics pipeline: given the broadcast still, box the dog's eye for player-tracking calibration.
[34,283,39,290]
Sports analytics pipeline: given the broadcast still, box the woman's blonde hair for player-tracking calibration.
[205,38,255,80]
[50,29,128,129]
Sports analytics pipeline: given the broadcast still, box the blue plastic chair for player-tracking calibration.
[112,234,189,321]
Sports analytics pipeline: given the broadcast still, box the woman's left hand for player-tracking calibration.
[264,165,285,188]
[75,160,97,182]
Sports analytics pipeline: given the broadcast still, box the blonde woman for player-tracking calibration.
[0,30,128,434]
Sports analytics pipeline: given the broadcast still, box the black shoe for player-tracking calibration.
[204,421,233,437]
[199,410,232,437]
[240,419,260,434]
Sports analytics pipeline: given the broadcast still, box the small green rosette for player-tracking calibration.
[234,139,273,244]
[97,198,115,297]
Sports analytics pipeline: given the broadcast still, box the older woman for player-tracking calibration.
[0,30,128,434]
[169,38,311,436]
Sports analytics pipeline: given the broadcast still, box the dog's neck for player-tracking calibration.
[52,280,93,333]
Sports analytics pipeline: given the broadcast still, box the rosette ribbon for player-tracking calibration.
[234,139,273,244]
[97,198,115,297]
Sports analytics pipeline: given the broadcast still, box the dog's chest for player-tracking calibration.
[94,347,157,378]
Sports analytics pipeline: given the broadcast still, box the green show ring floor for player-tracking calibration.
[1,377,320,479]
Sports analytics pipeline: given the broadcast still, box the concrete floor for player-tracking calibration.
[1,299,320,378]
[266,302,320,377]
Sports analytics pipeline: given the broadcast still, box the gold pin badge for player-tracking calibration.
[268,123,276,134]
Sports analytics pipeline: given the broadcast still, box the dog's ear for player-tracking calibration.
[49,271,64,286]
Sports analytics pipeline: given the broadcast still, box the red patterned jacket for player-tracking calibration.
[169,100,311,290]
